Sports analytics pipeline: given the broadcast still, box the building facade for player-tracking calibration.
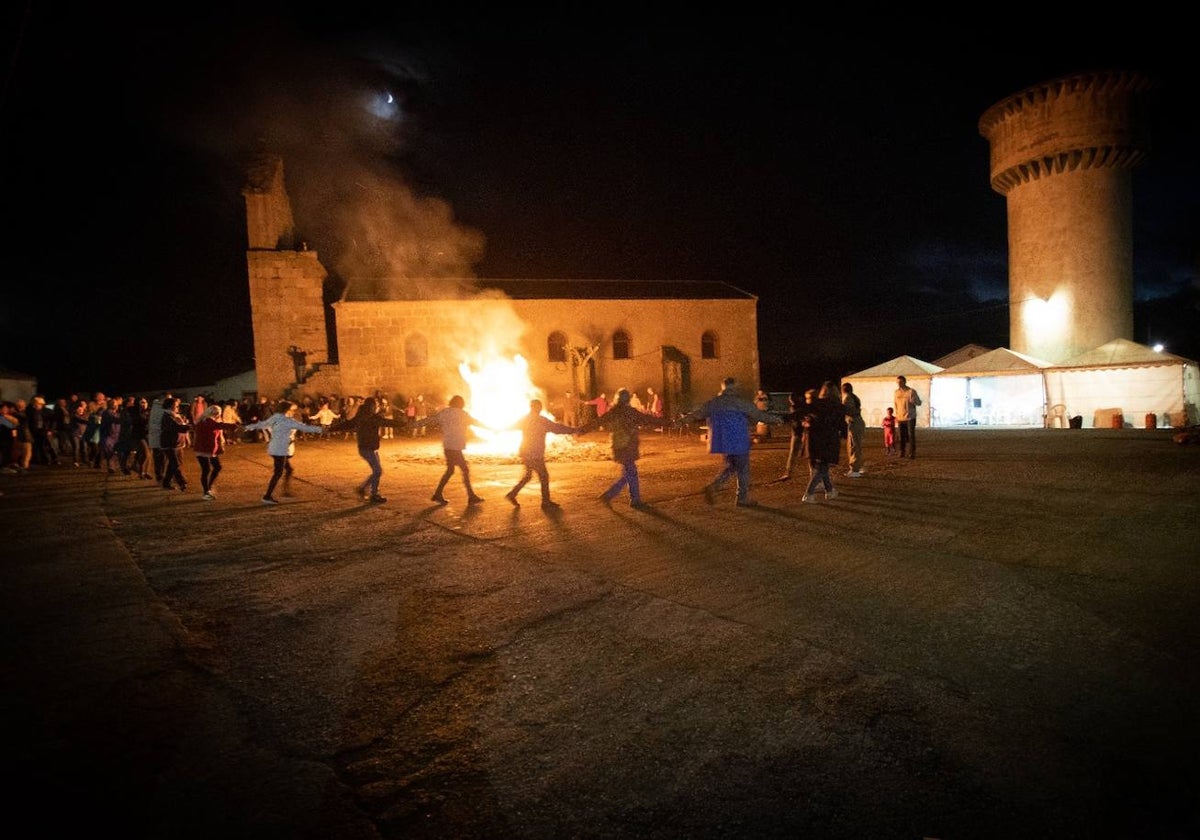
[244,155,761,419]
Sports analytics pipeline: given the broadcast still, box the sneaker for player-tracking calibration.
[736,499,759,508]
[261,496,279,505]
[703,484,716,505]
[541,500,560,509]
[467,495,484,505]
[202,493,215,501]
[801,494,818,503]
[598,494,613,507]
[826,489,839,500]
[504,491,520,507]
[630,500,649,510]
[431,494,448,505]
[845,471,862,478]
[368,494,387,504]
[776,474,791,482]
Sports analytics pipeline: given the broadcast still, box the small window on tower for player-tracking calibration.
[701,331,719,359]
[612,330,631,360]
[548,331,567,363]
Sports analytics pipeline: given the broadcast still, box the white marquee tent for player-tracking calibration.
[929,347,1054,427]
[846,340,1199,429]
[842,356,942,428]
[1045,339,1200,429]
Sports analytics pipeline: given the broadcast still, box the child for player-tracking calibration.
[882,406,897,457]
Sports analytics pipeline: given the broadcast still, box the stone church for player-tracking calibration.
[243,154,761,420]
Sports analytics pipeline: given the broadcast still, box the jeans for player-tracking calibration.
[434,449,475,498]
[712,453,751,502]
[358,447,382,495]
[512,457,551,501]
[898,419,917,457]
[602,459,641,503]
[805,459,834,496]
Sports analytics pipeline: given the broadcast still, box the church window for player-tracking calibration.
[701,330,719,359]
[612,330,631,360]
[548,331,567,363]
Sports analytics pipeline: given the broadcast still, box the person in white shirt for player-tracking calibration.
[242,400,326,503]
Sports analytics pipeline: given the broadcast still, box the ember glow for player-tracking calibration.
[459,354,542,455]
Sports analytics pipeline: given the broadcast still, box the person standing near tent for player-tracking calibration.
[881,407,898,457]
[841,381,866,477]
[894,375,922,459]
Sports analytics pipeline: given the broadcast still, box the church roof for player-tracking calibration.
[341,278,756,302]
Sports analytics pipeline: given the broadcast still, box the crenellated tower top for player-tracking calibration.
[978,70,1156,195]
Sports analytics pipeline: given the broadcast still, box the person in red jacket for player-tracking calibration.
[193,404,242,500]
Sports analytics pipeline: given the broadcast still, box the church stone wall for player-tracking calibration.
[331,297,759,413]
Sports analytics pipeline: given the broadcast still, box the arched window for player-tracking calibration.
[701,330,719,359]
[548,331,567,363]
[405,333,429,367]
[612,329,631,360]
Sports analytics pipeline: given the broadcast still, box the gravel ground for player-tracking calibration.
[3,427,1199,839]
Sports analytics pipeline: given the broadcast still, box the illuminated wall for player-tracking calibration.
[332,296,760,418]
[979,71,1153,363]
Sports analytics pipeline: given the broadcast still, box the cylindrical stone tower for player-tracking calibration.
[979,70,1155,363]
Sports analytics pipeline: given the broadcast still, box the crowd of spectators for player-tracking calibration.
[0,391,427,478]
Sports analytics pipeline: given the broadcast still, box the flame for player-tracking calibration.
[459,354,542,455]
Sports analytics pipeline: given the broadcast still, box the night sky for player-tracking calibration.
[4,10,1197,398]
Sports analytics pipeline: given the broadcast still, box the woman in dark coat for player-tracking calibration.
[801,381,843,503]
[330,396,407,503]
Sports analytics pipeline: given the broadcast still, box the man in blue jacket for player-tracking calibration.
[678,377,783,507]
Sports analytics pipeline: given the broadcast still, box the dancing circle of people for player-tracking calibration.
[1,377,915,507]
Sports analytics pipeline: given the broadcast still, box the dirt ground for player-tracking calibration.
[3,426,1199,839]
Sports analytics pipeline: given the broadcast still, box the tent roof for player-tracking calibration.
[932,344,993,368]
[1054,337,1197,369]
[845,355,943,378]
[937,347,1055,376]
